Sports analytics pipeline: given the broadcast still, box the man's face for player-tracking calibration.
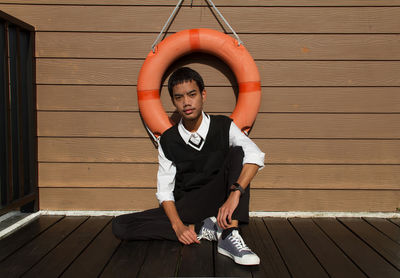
[171,80,206,122]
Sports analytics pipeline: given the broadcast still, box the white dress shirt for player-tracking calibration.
[156,112,265,204]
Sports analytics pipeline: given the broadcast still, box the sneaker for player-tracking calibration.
[217,229,260,265]
[197,216,221,241]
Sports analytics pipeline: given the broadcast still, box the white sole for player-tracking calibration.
[217,247,260,265]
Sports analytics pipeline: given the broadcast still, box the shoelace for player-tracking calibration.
[198,226,217,240]
[228,230,251,252]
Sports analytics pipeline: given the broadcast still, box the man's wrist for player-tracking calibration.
[172,221,184,231]
[230,182,245,196]
[229,190,241,199]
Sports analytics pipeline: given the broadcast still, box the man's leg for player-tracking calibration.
[112,207,178,241]
[111,147,250,243]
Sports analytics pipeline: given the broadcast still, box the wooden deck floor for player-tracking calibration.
[0,216,400,277]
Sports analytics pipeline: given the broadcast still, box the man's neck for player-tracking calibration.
[182,112,203,132]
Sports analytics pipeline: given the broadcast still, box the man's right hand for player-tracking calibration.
[173,223,200,245]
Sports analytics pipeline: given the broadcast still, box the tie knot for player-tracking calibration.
[188,133,204,150]
[190,133,201,144]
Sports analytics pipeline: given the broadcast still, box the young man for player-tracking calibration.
[112,67,265,266]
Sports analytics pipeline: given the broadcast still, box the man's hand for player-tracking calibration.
[217,191,240,229]
[173,223,200,245]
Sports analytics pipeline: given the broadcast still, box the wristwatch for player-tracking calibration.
[230,182,245,196]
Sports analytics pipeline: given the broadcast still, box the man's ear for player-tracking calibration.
[201,89,207,101]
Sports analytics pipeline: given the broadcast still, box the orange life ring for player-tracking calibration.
[137,28,261,137]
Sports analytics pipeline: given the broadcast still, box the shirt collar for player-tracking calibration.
[178,111,210,144]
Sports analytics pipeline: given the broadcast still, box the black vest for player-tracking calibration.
[160,115,232,201]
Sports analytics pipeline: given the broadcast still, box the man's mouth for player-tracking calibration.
[183,108,194,114]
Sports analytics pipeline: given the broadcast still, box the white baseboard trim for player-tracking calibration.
[249,211,400,218]
[40,210,138,216]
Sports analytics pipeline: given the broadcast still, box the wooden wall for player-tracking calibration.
[1,0,399,211]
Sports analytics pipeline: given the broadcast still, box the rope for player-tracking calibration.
[206,0,243,45]
[151,0,243,52]
[151,0,184,53]
[147,0,244,145]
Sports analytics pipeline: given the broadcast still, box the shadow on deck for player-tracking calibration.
[0,215,400,277]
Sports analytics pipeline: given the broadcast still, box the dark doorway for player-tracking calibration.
[0,11,37,215]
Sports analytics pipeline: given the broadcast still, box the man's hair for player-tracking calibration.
[167,67,205,98]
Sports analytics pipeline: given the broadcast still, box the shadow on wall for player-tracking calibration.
[140,52,240,148]
[162,52,239,124]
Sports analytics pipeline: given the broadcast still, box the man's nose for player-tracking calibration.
[183,95,191,105]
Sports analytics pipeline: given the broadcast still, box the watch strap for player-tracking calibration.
[231,182,245,196]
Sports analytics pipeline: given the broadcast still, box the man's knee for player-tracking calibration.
[111,216,126,240]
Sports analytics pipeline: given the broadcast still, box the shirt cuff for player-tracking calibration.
[156,191,175,204]
[243,151,266,170]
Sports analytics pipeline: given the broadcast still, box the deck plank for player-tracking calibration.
[0,216,88,278]
[290,218,366,278]
[339,217,400,271]
[100,240,149,278]
[214,240,253,278]
[137,240,181,278]
[389,218,400,228]
[264,217,329,278]
[23,217,111,278]
[177,240,214,277]
[1,216,400,277]
[0,215,63,262]
[364,218,400,245]
[240,218,290,278]
[314,218,400,277]
[61,220,120,278]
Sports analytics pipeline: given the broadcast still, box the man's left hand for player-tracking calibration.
[217,191,240,229]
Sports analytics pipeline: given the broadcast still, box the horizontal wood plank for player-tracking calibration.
[37,112,400,138]
[1,6,400,33]
[38,138,400,164]
[38,187,400,211]
[37,85,400,113]
[36,59,400,86]
[5,0,400,6]
[36,32,400,60]
[39,188,160,210]
[251,114,400,138]
[38,163,159,188]
[38,163,400,190]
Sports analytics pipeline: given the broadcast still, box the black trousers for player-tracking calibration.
[112,147,250,241]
